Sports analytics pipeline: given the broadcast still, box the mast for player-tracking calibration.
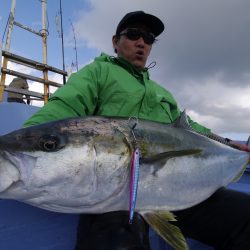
[4,0,16,52]
[41,0,49,103]
[0,0,16,101]
[59,0,66,84]
[0,0,67,104]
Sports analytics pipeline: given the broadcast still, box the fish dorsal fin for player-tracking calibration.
[174,110,192,130]
[141,211,188,250]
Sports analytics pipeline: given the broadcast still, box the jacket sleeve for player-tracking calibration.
[158,84,211,134]
[187,116,211,134]
[23,64,99,127]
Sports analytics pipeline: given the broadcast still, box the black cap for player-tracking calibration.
[116,11,165,37]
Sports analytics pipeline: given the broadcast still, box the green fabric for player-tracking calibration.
[23,53,210,134]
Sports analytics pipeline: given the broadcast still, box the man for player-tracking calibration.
[7,77,30,104]
[24,11,250,250]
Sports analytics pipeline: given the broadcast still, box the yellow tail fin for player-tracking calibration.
[232,159,249,182]
[141,211,188,250]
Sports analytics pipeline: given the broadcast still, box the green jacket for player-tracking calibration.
[24,53,210,134]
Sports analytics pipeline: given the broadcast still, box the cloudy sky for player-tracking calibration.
[1,0,250,140]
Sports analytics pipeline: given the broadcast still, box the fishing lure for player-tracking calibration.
[128,118,140,224]
[129,147,140,224]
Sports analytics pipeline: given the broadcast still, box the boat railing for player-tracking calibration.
[0,49,67,105]
[0,0,67,105]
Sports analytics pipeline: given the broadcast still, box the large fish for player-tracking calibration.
[0,113,248,249]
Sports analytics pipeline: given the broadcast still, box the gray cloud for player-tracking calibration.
[154,0,250,85]
[72,0,250,139]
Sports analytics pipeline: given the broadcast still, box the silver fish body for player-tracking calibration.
[0,114,248,214]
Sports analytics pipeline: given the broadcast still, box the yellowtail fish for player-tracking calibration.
[0,112,248,249]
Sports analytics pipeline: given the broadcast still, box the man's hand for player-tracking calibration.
[230,141,250,153]
[230,140,250,164]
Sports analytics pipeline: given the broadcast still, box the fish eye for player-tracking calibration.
[38,135,63,152]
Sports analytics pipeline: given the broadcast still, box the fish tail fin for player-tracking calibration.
[140,211,188,250]
[232,160,249,182]
[246,136,250,147]
[232,136,250,182]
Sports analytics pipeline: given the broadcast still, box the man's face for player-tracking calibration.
[112,27,154,71]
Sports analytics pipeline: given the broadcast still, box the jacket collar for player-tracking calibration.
[96,53,151,80]
[114,56,150,78]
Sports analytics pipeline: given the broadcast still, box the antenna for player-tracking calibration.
[56,0,66,84]
[1,14,11,45]
[69,19,79,71]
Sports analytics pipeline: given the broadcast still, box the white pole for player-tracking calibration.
[5,0,16,51]
[41,0,49,103]
[41,0,48,65]
[0,0,16,101]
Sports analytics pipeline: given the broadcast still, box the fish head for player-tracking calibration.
[0,119,89,194]
[0,118,131,212]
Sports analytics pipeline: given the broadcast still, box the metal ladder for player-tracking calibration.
[0,0,67,104]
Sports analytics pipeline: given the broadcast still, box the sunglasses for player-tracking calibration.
[119,28,156,45]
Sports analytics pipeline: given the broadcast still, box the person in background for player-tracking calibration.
[7,77,30,105]
[24,11,250,250]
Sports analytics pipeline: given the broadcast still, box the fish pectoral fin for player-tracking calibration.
[140,211,188,250]
[141,149,202,164]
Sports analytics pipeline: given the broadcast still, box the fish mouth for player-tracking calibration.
[0,151,20,193]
